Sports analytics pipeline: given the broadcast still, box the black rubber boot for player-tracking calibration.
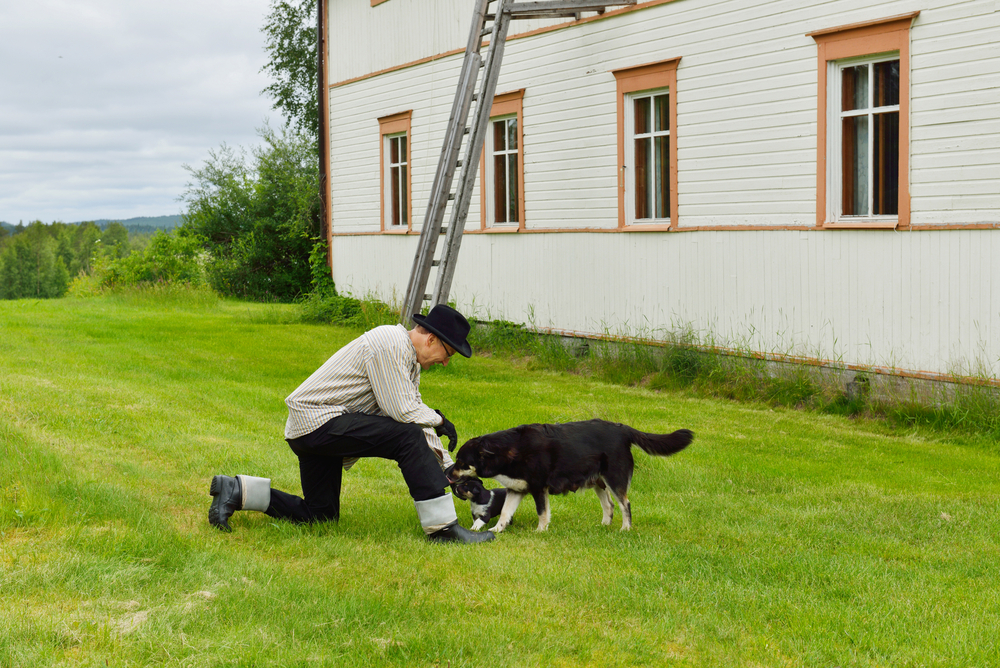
[428,521,495,544]
[208,475,242,531]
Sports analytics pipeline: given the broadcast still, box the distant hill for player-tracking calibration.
[2,215,183,236]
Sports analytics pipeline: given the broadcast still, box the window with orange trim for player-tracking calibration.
[613,59,680,229]
[378,111,412,232]
[480,90,525,230]
[809,13,917,228]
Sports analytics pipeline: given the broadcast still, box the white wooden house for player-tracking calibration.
[322,0,1000,383]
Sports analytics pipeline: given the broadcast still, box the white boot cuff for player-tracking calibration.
[414,494,458,535]
[237,475,271,512]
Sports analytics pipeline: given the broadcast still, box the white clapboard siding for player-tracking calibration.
[908,0,1000,225]
[326,0,1000,378]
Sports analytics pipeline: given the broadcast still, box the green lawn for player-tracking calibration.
[2,292,998,667]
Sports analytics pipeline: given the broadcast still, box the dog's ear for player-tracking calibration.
[503,445,518,461]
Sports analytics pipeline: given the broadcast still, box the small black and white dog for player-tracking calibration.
[446,465,508,531]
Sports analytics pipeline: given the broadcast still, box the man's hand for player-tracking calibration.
[434,410,458,451]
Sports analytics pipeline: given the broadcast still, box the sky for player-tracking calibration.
[0,0,278,224]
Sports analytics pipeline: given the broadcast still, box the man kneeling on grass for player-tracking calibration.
[208,304,494,544]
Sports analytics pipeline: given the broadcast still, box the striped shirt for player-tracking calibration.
[284,324,451,469]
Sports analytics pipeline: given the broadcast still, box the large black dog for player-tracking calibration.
[449,419,693,532]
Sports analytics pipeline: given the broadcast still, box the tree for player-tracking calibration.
[102,222,130,258]
[181,127,320,302]
[0,223,70,299]
[261,0,319,141]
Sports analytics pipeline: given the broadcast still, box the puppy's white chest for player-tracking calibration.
[493,474,528,492]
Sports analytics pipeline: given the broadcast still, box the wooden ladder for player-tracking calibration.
[399,0,636,323]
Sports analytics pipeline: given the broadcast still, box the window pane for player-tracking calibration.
[634,96,651,135]
[389,136,399,164]
[873,111,899,215]
[508,118,517,150]
[493,120,506,152]
[634,136,650,219]
[654,93,669,132]
[841,115,869,216]
[398,136,406,163]
[391,166,401,226]
[494,154,507,222]
[655,135,669,219]
[399,165,407,225]
[508,153,519,223]
[874,60,900,108]
[842,64,869,112]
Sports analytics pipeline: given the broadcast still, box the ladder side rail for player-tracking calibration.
[432,8,513,306]
[400,0,493,322]
[401,52,482,320]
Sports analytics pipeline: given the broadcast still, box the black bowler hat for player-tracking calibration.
[412,305,473,358]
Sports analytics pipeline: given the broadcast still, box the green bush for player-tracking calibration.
[68,230,206,294]
[180,126,323,302]
[297,291,398,330]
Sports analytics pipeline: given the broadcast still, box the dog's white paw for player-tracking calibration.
[492,521,509,533]
[470,519,486,531]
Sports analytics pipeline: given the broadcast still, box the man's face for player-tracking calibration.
[417,333,455,370]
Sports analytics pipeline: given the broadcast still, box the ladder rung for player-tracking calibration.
[448,193,455,201]
[456,160,462,167]
[464,127,470,134]
[423,293,433,301]
[432,260,441,266]
[481,27,492,37]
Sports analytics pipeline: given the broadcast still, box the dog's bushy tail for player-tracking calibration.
[629,427,694,457]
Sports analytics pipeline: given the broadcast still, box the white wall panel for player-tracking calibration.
[331,230,1000,378]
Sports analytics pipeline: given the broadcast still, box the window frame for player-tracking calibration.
[479,89,525,232]
[625,88,672,225]
[613,58,680,231]
[830,54,901,224]
[378,110,412,233]
[809,13,918,229]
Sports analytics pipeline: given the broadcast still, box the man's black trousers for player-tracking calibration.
[265,413,449,523]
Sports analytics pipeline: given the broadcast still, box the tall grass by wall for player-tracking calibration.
[300,291,1000,439]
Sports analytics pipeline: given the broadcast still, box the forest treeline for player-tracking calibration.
[0,221,138,299]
